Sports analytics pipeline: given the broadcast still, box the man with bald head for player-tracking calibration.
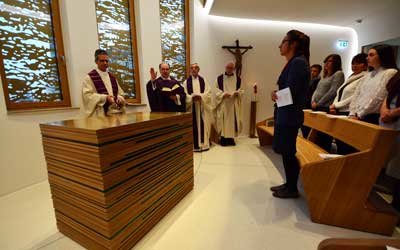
[146,63,186,112]
[214,62,244,146]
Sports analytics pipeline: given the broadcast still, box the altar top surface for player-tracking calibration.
[40,112,190,132]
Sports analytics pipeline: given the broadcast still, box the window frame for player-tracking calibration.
[0,0,71,111]
[184,0,191,78]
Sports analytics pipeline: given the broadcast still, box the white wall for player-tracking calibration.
[191,0,357,136]
[351,5,400,48]
[0,0,159,196]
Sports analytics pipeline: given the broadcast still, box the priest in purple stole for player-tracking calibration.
[183,63,212,152]
[214,62,244,146]
[147,63,186,112]
[81,49,126,117]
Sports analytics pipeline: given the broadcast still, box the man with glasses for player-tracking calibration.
[81,49,126,117]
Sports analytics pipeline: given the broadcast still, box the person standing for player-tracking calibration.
[81,49,126,117]
[349,45,398,124]
[301,64,322,137]
[214,62,243,146]
[270,30,310,198]
[147,63,186,112]
[183,63,212,151]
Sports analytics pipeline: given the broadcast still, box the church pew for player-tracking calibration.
[318,238,400,250]
[256,118,327,167]
[256,110,400,235]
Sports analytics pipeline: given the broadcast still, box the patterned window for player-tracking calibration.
[95,0,141,102]
[160,0,190,82]
[0,0,70,110]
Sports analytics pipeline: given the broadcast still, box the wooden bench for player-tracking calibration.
[318,238,400,250]
[257,110,400,236]
[256,117,327,167]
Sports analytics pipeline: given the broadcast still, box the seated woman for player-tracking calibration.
[311,54,345,112]
[380,71,400,211]
[349,44,398,124]
[329,53,368,154]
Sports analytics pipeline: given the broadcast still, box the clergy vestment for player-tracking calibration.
[81,69,126,117]
[148,77,186,112]
[214,73,243,144]
[183,75,212,151]
[146,80,161,112]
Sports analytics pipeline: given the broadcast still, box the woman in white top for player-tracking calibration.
[349,44,398,124]
[329,53,368,115]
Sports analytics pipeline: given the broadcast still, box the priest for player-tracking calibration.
[183,63,212,151]
[214,62,244,146]
[81,49,126,117]
[147,63,186,112]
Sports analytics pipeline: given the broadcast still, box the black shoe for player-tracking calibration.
[220,137,227,146]
[270,183,287,192]
[272,188,299,199]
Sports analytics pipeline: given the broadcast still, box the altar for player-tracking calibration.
[40,112,193,250]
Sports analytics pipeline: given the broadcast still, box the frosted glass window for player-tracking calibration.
[160,0,188,82]
[0,0,70,109]
[95,0,140,101]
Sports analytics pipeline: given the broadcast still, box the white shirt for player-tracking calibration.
[349,68,398,118]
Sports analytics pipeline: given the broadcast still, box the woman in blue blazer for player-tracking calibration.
[270,30,310,198]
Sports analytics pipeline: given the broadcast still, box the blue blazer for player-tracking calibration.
[275,55,310,127]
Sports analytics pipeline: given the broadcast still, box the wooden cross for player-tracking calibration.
[222,40,253,77]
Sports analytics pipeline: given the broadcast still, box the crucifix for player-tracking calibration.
[222,40,253,78]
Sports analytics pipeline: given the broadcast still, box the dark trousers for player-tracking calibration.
[282,154,300,192]
[315,132,333,152]
[301,126,311,138]
[393,179,400,211]
[361,113,380,125]
[336,139,357,155]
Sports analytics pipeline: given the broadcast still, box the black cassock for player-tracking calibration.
[147,77,186,112]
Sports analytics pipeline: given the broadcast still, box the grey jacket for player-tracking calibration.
[312,70,345,107]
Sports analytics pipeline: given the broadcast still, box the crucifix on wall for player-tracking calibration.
[222,40,253,78]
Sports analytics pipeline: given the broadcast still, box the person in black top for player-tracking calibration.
[270,30,310,198]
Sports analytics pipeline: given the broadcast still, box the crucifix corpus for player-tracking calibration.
[222,40,253,78]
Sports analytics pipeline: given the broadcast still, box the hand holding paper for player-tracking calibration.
[276,87,293,107]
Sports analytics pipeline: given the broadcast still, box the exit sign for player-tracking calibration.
[337,40,349,49]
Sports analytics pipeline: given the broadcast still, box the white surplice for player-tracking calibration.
[80,68,126,117]
[183,76,212,150]
[214,74,243,138]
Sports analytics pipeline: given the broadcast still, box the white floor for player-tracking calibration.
[1,137,398,250]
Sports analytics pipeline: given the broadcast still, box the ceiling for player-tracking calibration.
[209,0,400,26]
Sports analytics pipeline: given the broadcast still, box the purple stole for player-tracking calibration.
[186,76,205,94]
[217,74,241,91]
[186,76,206,149]
[88,69,119,113]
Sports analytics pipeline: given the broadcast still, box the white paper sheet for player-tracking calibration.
[276,87,293,107]
[319,153,343,160]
